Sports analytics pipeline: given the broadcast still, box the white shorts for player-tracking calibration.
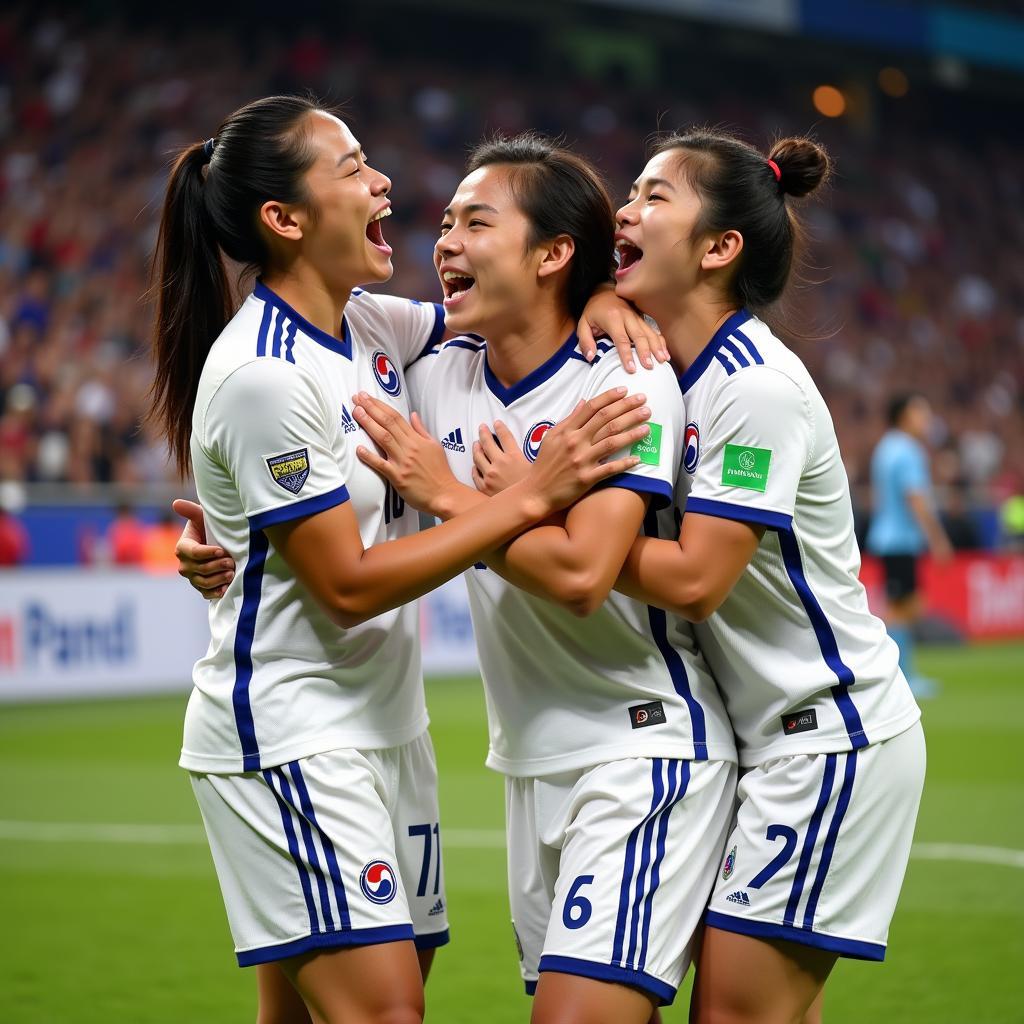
[507,756,737,1005]
[706,722,926,961]
[190,731,449,966]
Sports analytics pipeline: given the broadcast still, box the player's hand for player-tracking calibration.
[172,499,235,599]
[931,535,954,564]
[353,392,461,515]
[472,421,530,496]
[577,284,669,373]
[525,387,651,513]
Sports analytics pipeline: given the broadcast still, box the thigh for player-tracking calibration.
[538,758,737,1010]
[705,723,926,962]
[256,964,311,1024]
[388,732,450,954]
[190,747,417,968]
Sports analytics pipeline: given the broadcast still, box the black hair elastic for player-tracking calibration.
[202,138,216,163]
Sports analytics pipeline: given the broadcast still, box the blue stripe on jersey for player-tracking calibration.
[593,473,674,510]
[445,337,486,353]
[721,336,750,368]
[256,298,274,358]
[642,510,708,758]
[637,760,690,971]
[731,328,764,364]
[248,484,351,531]
[684,496,793,531]
[273,765,334,932]
[783,753,836,927]
[778,529,868,748]
[235,924,415,967]
[802,752,858,930]
[704,912,886,962]
[253,281,352,359]
[612,759,666,968]
[272,312,285,359]
[678,309,752,394]
[714,351,737,375]
[536,955,678,1006]
[233,529,268,771]
[283,317,297,364]
[289,761,352,930]
[569,340,614,364]
[263,767,321,934]
[484,332,579,406]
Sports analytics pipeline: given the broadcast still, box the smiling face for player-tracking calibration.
[434,164,556,338]
[614,150,710,323]
[292,112,394,290]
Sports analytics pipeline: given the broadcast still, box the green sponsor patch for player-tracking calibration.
[631,422,662,466]
[722,443,771,492]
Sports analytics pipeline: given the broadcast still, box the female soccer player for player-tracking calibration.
[348,135,737,1024]
[151,95,651,1024]
[603,131,926,1023]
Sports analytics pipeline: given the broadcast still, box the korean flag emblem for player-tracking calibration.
[266,448,310,495]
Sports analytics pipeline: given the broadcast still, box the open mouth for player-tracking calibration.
[615,240,644,277]
[441,270,476,307]
[366,207,392,253]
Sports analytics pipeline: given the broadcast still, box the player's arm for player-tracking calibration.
[576,283,669,372]
[616,368,810,621]
[901,455,953,561]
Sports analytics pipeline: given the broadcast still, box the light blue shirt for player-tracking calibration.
[866,429,931,555]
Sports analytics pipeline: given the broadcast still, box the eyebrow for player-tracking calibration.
[629,176,677,193]
[336,148,361,168]
[441,202,500,218]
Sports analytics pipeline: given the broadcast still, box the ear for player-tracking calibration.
[259,200,305,243]
[536,234,576,279]
[701,229,743,272]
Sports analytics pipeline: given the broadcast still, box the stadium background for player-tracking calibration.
[1,0,1022,1020]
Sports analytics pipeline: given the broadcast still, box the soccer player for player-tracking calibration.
[150,96,651,1024]
[595,130,927,1023]
[866,393,953,697]
[351,136,737,1024]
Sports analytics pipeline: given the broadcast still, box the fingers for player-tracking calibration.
[587,453,643,482]
[175,537,226,564]
[591,403,653,445]
[624,308,670,365]
[577,391,648,443]
[171,498,203,522]
[493,420,516,452]
[593,422,652,460]
[605,315,641,372]
[472,440,490,479]
[356,444,399,484]
[577,318,597,363]
[477,424,502,462]
[352,392,412,454]
[561,388,628,430]
[410,411,433,440]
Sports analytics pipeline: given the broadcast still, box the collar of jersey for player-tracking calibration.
[677,308,752,395]
[253,280,353,359]
[483,331,579,407]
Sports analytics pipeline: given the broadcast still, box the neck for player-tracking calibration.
[263,264,351,340]
[484,303,577,388]
[657,288,740,374]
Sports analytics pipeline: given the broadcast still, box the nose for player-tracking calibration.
[616,198,639,226]
[368,163,391,196]
[435,228,463,260]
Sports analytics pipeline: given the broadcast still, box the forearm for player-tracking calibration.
[615,535,715,621]
[908,492,950,551]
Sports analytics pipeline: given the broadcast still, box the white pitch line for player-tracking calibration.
[0,822,1021,869]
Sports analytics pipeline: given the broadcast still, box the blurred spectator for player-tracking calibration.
[106,502,147,565]
[0,482,29,565]
[141,510,184,573]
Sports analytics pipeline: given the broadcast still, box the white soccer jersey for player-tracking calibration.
[673,310,920,767]
[180,282,445,774]
[417,334,736,777]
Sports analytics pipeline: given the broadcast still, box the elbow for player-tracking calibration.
[669,581,723,624]
[555,569,611,619]
[324,591,377,629]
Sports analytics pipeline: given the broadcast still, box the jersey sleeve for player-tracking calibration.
[686,367,812,530]
[586,356,683,511]
[201,359,350,531]
[897,443,930,495]
[361,292,446,370]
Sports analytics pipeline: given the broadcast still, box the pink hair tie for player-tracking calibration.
[767,159,782,182]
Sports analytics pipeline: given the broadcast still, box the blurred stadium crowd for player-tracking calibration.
[0,8,1022,558]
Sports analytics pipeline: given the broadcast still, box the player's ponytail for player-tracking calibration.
[654,128,831,312]
[149,95,322,476]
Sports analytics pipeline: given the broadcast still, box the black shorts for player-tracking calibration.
[881,554,919,603]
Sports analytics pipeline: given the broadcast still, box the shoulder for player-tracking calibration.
[709,360,809,418]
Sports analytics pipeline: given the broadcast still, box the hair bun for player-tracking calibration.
[768,137,831,198]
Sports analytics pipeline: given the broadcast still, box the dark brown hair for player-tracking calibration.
[150,95,323,475]
[654,128,831,311]
[467,134,615,320]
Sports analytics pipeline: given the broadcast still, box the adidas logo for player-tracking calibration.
[340,404,358,434]
[725,890,751,906]
[441,428,466,453]
[428,898,445,917]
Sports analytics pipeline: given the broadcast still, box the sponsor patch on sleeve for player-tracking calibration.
[781,708,818,735]
[266,448,310,495]
[630,422,663,466]
[629,700,666,729]
[722,443,771,492]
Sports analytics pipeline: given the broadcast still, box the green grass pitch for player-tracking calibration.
[1,644,1022,1022]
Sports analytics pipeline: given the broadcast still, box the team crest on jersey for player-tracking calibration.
[372,349,402,397]
[359,860,397,904]
[684,422,700,474]
[340,404,358,434]
[266,448,310,495]
[722,845,737,881]
[522,420,555,462]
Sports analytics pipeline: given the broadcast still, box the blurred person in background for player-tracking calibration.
[142,509,184,572]
[866,393,953,697]
[0,482,30,565]
[106,500,147,565]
